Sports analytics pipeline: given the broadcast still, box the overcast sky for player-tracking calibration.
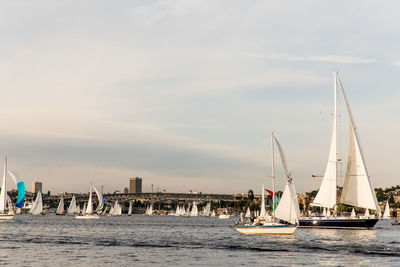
[0,1,399,194]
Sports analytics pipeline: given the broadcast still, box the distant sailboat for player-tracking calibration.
[190,202,198,216]
[67,195,77,215]
[56,194,66,215]
[236,133,300,234]
[127,201,132,216]
[75,183,104,220]
[145,203,154,216]
[29,191,43,215]
[0,158,14,220]
[202,202,211,216]
[383,200,390,219]
[76,204,81,215]
[210,210,216,217]
[300,73,380,229]
[245,207,251,218]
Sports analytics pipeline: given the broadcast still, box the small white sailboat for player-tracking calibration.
[382,200,390,219]
[76,204,81,215]
[202,202,211,216]
[190,202,199,216]
[29,191,44,216]
[0,158,13,220]
[236,133,300,235]
[127,201,132,216]
[67,195,77,215]
[56,194,66,215]
[75,183,104,220]
[145,203,154,216]
[210,210,216,217]
[245,207,251,218]
[6,195,15,215]
[218,213,230,219]
[110,201,122,216]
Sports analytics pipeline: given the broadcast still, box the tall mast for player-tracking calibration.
[271,132,275,220]
[333,72,338,205]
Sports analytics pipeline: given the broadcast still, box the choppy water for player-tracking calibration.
[0,215,398,266]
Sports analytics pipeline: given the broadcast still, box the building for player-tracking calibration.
[129,177,142,194]
[121,187,129,194]
[32,181,42,194]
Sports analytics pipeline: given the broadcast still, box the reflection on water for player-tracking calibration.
[0,215,398,266]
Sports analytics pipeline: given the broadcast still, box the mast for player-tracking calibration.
[271,132,275,220]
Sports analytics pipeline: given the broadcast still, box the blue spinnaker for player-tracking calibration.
[8,170,25,208]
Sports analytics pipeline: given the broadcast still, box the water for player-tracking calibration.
[0,215,398,266]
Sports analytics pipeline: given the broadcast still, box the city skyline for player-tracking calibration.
[0,1,399,194]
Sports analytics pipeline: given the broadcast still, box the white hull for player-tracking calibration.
[0,214,13,220]
[236,224,297,235]
[218,214,230,219]
[75,214,99,220]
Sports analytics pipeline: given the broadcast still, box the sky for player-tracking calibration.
[0,1,399,194]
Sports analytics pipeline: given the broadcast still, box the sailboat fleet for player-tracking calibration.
[0,73,395,232]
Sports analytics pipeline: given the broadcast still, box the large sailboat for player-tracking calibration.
[75,183,104,220]
[236,133,300,234]
[299,73,381,229]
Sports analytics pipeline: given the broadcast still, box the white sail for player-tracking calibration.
[203,202,211,216]
[76,204,81,215]
[82,203,87,215]
[326,208,331,217]
[67,195,76,215]
[0,158,7,213]
[312,74,338,208]
[109,204,114,215]
[245,207,251,218]
[86,186,93,215]
[260,184,266,217]
[190,202,198,216]
[29,191,43,215]
[7,194,14,215]
[273,136,300,225]
[350,208,356,218]
[111,201,119,216]
[128,201,132,215]
[338,77,380,214]
[211,210,216,217]
[364,208,370,218]
[92,185,104,214]
[383,200,390,219]
[56,195,65,214]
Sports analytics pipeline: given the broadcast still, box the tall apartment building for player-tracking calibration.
[32,181,43,194]
[129,177,142,194]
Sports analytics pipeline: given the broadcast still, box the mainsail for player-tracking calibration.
[67,195,77,215]
[383,200,390,219]
[259,184,266,217]
[273,136,300,225]
[86,186,93,215]
[128,201,132,215]
[29,191,43,215]
[338,77,380,214]
[56,195,65,214]
[92,185,104,214]
[312,73,338,208]
[0,158,7,213]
